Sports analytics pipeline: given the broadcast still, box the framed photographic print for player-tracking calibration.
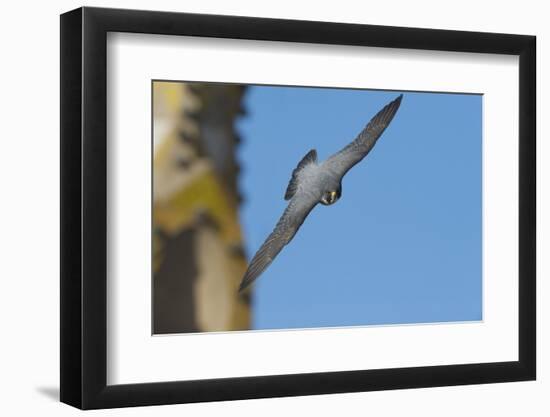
[60,6,536,409]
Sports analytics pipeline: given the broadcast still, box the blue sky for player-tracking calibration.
[236,86,482,330]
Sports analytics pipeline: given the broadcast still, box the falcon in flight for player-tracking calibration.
[238,94,403,292]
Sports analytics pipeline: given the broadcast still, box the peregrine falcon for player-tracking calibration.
[238,94,403,292]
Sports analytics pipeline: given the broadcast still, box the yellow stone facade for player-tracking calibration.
[152,81,250,334]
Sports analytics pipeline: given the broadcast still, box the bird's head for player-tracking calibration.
[320,185,342,206]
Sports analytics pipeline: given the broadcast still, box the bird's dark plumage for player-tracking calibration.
[325,94,403,177]
[238,193,318,292]
[284,149,317,200]
[238,95,403,292]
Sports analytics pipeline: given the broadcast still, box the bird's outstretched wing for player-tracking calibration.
[325,95,403,178]
[238,192,319,292]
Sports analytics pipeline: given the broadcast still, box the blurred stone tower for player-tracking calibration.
[152,81,250,334]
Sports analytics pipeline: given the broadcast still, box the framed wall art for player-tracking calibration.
[60,6,536,409]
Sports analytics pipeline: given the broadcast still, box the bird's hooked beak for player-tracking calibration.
[329,191,337,203]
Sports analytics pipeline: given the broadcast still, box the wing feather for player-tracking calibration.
[285,149,317,200]
[238,193,318,292]
[325,95,402,178]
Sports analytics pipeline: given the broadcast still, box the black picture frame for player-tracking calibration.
[60,6,536,410]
